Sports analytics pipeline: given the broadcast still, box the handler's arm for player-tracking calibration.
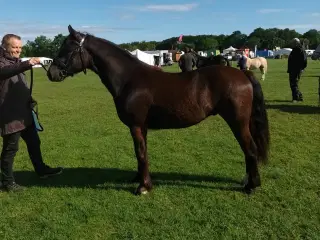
[0,60,32,81]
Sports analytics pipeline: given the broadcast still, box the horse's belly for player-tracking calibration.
[146,105,206,129]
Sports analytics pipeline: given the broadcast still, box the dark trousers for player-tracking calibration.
[0,124,46,185]
[289,71,303,100]
[238,57,247,70]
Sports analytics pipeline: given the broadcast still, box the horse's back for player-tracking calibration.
[257,57,267,66]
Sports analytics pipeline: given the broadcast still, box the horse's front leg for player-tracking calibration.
[130,125,152,195]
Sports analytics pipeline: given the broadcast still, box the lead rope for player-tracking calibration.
[29,65,45,131]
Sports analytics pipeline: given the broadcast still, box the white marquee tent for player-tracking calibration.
[223,46,237,54]
[130,49,155,66]
[144,50,171,66]
[274,48,292,56]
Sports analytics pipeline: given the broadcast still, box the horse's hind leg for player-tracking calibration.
[130,125,152,195]
[260,66,266,81]
[231,120,260,192]
[220,107,261,193]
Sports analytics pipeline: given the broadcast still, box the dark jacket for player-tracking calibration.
[0,47,34,136]
[237,56,247,70]
[179,52,196,72]
[287,46,307,73]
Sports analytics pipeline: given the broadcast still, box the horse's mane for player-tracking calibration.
[83,32,160,70]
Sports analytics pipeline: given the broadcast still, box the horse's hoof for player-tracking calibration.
[135,186,151,195]
[140,189,149,195]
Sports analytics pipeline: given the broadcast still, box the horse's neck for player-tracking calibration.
[86,36,140,97]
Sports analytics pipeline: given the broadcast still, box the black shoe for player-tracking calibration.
[1,182,25,192]
[38,166,63,179]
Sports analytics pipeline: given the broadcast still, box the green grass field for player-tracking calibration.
[0,59,319,240]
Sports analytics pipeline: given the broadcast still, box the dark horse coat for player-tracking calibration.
[47,25,270,195]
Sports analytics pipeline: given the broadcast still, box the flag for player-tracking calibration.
[178,34,183,42]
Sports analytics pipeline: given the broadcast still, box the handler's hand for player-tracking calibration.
[29,57,41,66]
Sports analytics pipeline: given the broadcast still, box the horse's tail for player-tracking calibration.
[244,70,270,164]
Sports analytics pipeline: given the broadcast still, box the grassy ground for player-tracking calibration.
[0,59,319,240]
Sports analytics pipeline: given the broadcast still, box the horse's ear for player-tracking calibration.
[68,25,77,35]
[68,25,82,42]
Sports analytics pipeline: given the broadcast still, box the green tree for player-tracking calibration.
[302,29,320,49]
[21,41,34,57]
[195,37,218,51]
[27,35,52,57]
[246,36,261,49]
[51,34,67,57]
[277,28,301,47]
[223,31,247,48]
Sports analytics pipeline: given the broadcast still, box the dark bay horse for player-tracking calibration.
[47,25,270,195]
[193,52,231,68]
[178,52,231,72]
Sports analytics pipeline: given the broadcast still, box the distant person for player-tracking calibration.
[287,38,307,102]
[237,54,247,70]
[178,47,196,72]
[0,34,63,192]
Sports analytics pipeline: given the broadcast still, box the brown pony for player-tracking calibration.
[47,26,270,195]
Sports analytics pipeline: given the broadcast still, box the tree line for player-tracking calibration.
[21,28,320,58]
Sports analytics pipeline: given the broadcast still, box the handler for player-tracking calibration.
[0,34,63,192]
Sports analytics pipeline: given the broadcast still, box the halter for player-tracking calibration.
[51,35,88,78]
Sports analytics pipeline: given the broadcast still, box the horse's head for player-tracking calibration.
[47,25,93,82]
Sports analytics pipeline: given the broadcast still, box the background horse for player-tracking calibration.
[47,25,270,195]
[238,55,268,81]
[178,52,231,72]
[192,52,231,68]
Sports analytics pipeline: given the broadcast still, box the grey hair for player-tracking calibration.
[1,34,21,49]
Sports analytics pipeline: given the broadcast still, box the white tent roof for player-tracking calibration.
[130,49,155,66]
[224,46,237,51]
[274,48,292,55]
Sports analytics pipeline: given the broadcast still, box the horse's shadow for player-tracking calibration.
[266,103,320,114]
[265,100,291,103]
[302,75,320,78]
[14,168,244,193]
